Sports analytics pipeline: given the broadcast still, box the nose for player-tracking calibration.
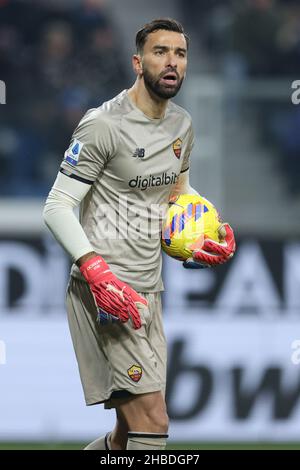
[165,51,178,69]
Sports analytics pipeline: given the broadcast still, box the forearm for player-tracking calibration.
[170,170,200,200]
[43,172,95,263]
[184,184,200,196]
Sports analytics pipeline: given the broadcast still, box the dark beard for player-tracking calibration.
[142,66,184,100]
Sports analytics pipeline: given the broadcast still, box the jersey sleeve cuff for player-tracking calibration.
[180,166,189,174]
[59,167,94,185]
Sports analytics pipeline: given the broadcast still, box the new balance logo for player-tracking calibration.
[132,148,145,158]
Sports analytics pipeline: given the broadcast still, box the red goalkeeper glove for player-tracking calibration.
[80,255,147,329]
[183,223,236,269]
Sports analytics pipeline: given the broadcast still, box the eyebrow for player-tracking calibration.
[152,45,187,54]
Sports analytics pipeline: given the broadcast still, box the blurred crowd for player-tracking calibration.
[180,0,300,78]
[0,0,128,196]
[179,0,300,195]
[1,0,300,196]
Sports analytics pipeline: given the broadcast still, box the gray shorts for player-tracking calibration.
[66,277,167,408]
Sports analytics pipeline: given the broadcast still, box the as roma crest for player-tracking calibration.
[127,365,143,382]
[172,138,182,159]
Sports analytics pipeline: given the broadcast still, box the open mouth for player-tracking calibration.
[160,72,178,86]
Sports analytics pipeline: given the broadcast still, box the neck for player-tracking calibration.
[127,79,168,119]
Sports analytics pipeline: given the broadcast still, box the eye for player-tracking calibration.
[155,50,164,55]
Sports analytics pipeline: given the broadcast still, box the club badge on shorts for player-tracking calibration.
[127,365,143,382]
[172,138,182,159]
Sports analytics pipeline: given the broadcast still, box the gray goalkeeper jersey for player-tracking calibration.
[60,90,194,292]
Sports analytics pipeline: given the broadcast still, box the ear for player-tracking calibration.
[132,54,143,76]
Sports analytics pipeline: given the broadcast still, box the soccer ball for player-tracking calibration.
[161,194,223,261]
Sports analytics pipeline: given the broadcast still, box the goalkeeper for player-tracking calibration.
[43,18,235,451]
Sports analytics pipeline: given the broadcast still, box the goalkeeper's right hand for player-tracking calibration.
[80,255,148,329]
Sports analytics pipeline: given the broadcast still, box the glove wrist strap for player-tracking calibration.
[79,255,110,281]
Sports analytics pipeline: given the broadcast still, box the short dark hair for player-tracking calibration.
[135,18,189,54]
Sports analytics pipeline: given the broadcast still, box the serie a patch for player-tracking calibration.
[64,138,84,166]
[127,364,142,382]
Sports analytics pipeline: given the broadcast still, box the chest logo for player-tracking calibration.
[172,138,182,159]
[132,148,145,158]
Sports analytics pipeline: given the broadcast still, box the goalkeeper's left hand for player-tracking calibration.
[183,223,236,269]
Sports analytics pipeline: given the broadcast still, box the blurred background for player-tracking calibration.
[1,0,300,450]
